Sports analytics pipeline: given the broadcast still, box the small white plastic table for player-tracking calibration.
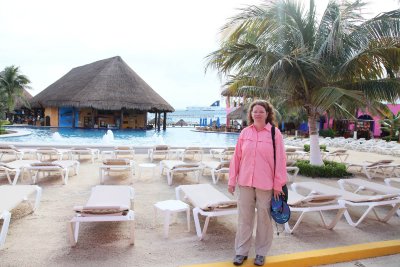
[101,151,115,160]
[138,163,157,179]
[153,200,190,238]
[167,149,185,159]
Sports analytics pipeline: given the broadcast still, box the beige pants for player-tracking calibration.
[235,186,273,256]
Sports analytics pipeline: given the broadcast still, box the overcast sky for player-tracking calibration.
[0,0,398,109]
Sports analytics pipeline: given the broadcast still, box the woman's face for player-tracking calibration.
[251,104,268,124]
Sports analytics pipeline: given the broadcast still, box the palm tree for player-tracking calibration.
[0,65,31,115]
[206,0,400,165]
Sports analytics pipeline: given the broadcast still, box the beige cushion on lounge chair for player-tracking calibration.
[155,145,169,151]
[103,158,130,165]
[115,146,131,150]
[74,205,130,216]
[179,184,237,211]
[288,190,340,207]
[286,148,297,152]
[30,162,62,167]
[172,163,201,170]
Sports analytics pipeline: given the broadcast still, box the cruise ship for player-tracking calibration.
[149,101,227,125]
[185,101,226,112]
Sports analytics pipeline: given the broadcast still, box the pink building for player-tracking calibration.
[323,104,400,137]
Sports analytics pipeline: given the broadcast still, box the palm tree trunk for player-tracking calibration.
[308,113,324,166]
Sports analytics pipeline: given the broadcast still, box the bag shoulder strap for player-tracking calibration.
[271,125,276,174]
[272,126,288,200]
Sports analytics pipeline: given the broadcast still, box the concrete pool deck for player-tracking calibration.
[0,147,399,266]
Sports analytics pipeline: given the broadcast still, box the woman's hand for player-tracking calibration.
[228,185,235,195]
[273,189,283,200]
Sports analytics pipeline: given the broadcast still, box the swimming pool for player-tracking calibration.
[1,126,239,147]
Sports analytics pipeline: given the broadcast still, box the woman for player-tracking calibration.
[228,100,287,266]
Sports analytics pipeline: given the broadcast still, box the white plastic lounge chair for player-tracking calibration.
[385,178,400,187]
[338,178,400,217]
[285,189,346,234]
[285,148,309,160]
[0,185,42,248]
[35,147,68,161]
[323,149,349,163]
[0,160,40,185]
[24,160,80,185]
[338,178,400,195]
[99,158,135,184]
[385,177,400,216]
[180,147,203,161]
[67,185,135,246]
[148,145,170,162]
[113,146,135,159]
[201,161,230,184]
[0,144,24,160]
[346,159,400,179]
[209,147,235,161]
[175,183,237,240]
[160,160,204,186]
[286,166,299,183]
[292,182,400,227]
[68,147,99,163]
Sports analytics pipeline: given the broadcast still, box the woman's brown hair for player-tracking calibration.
[247,100,276,126]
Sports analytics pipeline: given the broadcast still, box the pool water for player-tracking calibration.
[2,127,239,147]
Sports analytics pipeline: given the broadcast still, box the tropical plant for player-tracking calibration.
[206,0,400,165]
[380,111,400,141]
[0,119,10,134]
[295,160,351,178]
[0,65,31,114]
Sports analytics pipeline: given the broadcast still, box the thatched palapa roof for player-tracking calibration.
[174,119,188,126]
[15,89,33,109]
[228,106,247,120]
[30,56,174,112]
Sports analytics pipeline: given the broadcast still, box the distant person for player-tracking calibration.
[228,100,287,266]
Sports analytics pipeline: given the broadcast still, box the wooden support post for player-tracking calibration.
[163,111,167,131]
[72,107,76,128]
[154,112,158,130]
[120,109,124,129]
[157,112,161,131]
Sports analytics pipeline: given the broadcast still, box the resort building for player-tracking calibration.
[221,89,400,138]
[29,56,174,130]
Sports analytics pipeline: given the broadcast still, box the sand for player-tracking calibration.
[1,148,400,267]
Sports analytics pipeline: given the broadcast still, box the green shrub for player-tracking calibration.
[295,160,351,178]
[0,120,10,134]
[303,144,328,152]
[319,128,336,138]
[382,135,399,142]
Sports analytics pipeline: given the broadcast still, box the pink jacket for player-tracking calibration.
[228,123,287,191]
